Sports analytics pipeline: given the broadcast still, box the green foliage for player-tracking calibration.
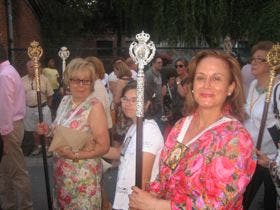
[39,0,280,49]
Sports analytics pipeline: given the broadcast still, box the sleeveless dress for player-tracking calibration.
[52,94,102,209]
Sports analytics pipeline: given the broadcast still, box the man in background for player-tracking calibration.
[23,60,53,156]
[145,55,165,133]
[43,58,60,118]
[0,44,33,209]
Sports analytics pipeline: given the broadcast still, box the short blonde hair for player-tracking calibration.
[114,60,132,79]
[85,56,106,79]
[64,58,96,88]
[185,50,245,121]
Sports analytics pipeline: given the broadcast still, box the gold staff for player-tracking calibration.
[27,41,53,210]
[256,43,280,150]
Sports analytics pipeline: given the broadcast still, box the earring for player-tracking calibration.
[228,92,231,96]
[192,90,194,93]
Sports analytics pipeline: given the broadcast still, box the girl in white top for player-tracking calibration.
[103,80,164,210]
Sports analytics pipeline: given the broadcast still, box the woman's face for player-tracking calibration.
[121,89,137,121]
[250,50,269,78]
[193,56,235,111]
[175,60,187,77]
[69,69,92,101]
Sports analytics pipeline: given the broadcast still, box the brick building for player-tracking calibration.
[0,0,41,76]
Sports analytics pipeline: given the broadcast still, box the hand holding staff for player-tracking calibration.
[28,41,53,210]
[129,31,156,188]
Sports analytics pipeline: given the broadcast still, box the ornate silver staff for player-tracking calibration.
[28,41,53,210]
[256,43,280,150]
[223,36,233,54]
[129,31,156,188]
[58,46,70,77]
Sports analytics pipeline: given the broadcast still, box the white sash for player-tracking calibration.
[177,115,236,147]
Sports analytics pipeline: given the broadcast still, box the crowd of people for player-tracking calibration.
[0,40,279,210]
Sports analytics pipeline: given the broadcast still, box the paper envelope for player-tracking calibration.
[48,125,93,152]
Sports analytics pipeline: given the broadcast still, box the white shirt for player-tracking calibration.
[102,73,109,87]
[108,71,118,82]
[113,119,164,210]
[130,69,137,80]
[244,79,280,159]
[241,64,254,98]
[92,79,112,128]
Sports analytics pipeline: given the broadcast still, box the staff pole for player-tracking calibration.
[129,31,156,188]
[256,44,280,150]
[28,41,53,210]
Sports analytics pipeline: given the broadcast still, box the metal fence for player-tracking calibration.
[10,46,250,77]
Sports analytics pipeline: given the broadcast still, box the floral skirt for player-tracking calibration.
[53,156,102,209]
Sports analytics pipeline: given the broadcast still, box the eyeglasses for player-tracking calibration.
[249,57,267,64]
[69,78,92,86]
[175,64,184,68]
[121,96,137,104]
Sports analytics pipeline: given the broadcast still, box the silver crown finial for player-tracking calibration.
[135,31,150,43]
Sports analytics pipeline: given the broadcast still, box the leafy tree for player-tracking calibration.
[39,0,279,50]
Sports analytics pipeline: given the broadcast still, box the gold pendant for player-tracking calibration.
[164,141,187,170]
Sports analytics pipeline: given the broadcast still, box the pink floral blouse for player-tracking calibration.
[148,115,256,210]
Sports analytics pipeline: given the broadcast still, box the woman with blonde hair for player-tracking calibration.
[37,58,110,209]
[85,56,112,129]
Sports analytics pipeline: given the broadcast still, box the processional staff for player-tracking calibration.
[223,36,233,55]
[58,46,70,76]
[129,31,156,188]
[256,43,280,150]
[27,41,53,210]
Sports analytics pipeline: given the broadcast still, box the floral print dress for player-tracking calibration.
[148,115,257,210]
[52,94,102,209]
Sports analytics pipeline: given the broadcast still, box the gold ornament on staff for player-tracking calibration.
[28,41,43,92]
[265,44,280,102]
[27,41,53,210]
[256,43,280,150]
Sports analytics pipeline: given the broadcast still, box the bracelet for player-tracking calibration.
[73,152,79,162]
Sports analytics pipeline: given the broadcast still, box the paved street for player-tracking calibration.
[26,155,54,209]
[25,155,265,210]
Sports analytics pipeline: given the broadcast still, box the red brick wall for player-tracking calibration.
[13,0,42,75]
[0,0,8,49]
[0,0,42,76]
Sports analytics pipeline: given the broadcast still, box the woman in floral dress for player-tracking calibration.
[38,58,110,209]
[129,50,257,210]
